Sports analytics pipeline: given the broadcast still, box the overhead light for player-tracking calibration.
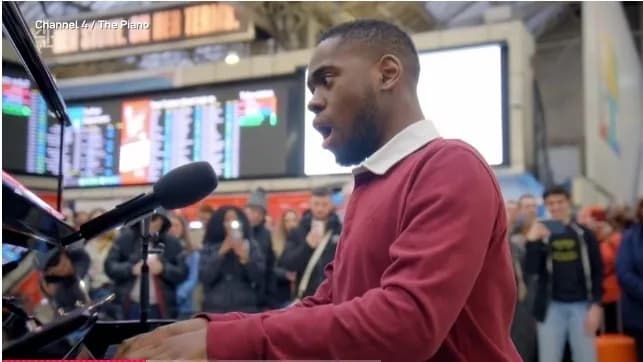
[189,221,203,229]
[225,51,240,65]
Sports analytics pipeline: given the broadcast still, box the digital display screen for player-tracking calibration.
[16,75,298,187]
[2,62,53,175]
[303,43,508,175]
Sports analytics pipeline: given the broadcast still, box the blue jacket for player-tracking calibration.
[176,250,200,316]
[616,223,643,331]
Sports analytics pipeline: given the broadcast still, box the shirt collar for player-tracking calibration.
[353,119,440,176]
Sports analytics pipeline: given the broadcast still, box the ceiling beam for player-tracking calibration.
[66,1,93,12]
[446,1,490,27]
[38,1,50,18]
[526,3,572,38]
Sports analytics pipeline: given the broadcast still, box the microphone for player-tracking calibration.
[63,161,217,244]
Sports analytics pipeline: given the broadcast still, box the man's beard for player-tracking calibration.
[333,98,381,167]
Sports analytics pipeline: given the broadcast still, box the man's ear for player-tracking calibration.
[377,54,403,91]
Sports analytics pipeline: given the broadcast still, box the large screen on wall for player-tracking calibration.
[9,75,302,187]
[2,62,54,175]
[304,43,508,176]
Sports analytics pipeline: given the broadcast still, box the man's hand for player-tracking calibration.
[148,257,164,276]
[526,222,550,242]
[115,318,208,358]
[131,261,143,276]
[306,231,322,249]
[118,325,208,360]
[585,304,603,336]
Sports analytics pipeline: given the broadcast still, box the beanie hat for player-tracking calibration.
[247,187,268,211]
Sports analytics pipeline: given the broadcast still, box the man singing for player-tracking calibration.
[116,19,520,361]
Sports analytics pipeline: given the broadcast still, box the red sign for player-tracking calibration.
[176,191,312,223]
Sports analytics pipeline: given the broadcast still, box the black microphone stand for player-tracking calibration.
[138,216,155,327]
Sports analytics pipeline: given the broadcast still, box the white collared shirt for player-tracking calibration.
[353,119,440,175]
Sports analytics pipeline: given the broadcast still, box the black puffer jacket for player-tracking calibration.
[271,234,298,307]
[199,206,267,313]
[280,210,342,299]
[252,223,278,309]
[199,240,266,313]
[104,225,188,319]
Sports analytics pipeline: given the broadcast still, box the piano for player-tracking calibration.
[2,2,173,358]
[2,171,174,359]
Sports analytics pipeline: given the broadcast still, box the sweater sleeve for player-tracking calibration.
[195,261,335,322]
[203,146,504,360]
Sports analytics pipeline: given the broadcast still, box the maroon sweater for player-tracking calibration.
[199,138,520,361]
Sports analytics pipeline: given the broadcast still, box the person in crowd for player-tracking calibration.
[576,205,595,228]
[264,214,276,235]
[199,206,266,313]
[280,187,342,301]
[270,209,300,307]
[104,212,188,319]
[525,185,604,362]
[515,194,539,233]
[170,214,201,319]
[509,194,539,362]
[506,200,519,228]
[197,204,214,227]
[61,206,74,226]
[587,207,623,333]
[607,204,635,232]
[272,209,300,260]
[244,188,277,310]
[334,180,354,222]
[39,246,91,314]
[73,210,89,230]
[617,198,643,362]
[116,19,521,360]
[196,204,215,252]
[84,208,117,301]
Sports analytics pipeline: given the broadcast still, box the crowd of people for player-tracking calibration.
[43,182,643,362]
[507,187,643,362]
[53,186,346,322]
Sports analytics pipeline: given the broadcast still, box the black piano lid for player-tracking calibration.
[2,1,71,127]
[2,1,74,251]
[2,171,75,252]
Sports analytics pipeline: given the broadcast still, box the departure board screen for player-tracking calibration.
[45,101,122,185]
[58,76,299,187]
[2,65,303,185]
[2,62,54,175]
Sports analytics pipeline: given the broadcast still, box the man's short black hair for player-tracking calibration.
[543,185,570,200]
[311,186,332,198]
[318,19,420,86]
